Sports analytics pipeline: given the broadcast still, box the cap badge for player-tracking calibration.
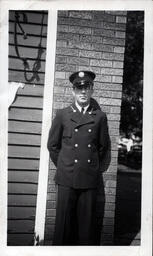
[78,71,84,78]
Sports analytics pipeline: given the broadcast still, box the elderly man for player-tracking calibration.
[47,70,110,245]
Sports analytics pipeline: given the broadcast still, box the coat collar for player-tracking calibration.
[68,102,96,127]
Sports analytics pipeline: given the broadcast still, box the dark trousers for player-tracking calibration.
[53,185,97,245]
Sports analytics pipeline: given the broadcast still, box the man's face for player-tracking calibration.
[72,84,93,107]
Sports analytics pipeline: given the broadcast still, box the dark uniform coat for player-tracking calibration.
[47,102,110,189]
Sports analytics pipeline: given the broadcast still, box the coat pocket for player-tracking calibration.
[63,128,72,138]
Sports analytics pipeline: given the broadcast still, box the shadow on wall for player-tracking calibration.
[114,171,141,245]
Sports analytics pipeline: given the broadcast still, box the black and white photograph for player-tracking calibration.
[0,1,152,256]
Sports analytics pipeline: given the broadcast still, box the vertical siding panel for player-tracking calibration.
[8,10,48,246]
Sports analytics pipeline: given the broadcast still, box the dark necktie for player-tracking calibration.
[81,107,84,114]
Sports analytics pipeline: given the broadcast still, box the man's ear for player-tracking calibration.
[91,87,94,95]
[72,88,75,97]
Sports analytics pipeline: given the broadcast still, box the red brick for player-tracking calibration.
[69,25,92,35]
[101,233,114,243]
[105,180,117,188]
[110,157,118,166]
[103,37,125,46]
[101,67,123,76]
[102,52,124,61]
[112,75,123,83]
[53,102,64,109]
[45,217,56,225]
[93,28,115,38]
[54,94,73,103]
[46,209,56,217]
[94,90,122,99]
[101,105,121,114]
[55,79,70,87]
[109,129,119,136]
[69,11,92,20]
[63,102,71,108]
[56,40,67,48]
[93,12,115,23]
[102,225,114,234]
[68,41,93,50]
[92,43,114,53]
[48,184,56,193]
[111,11,127,16]
[56,47,79,56]
[57,32,79,42]
[100,97,121,106]
[47,193,56,201]
[113,61,124,68]
[55,71,65,79]
[104,209,115,217]
[67,56,89,66]
[106,165,118,173]
[58,17,92,27]
[49,161,56,169]
[55,56,67,64]
[114,46,125,54]
[105,187,116,196]
[110,135,119,143]
[103,21,126,31]
[116,16,127,24]
[94,82,122,91]
[115,31,126,39]
[47,201,56,209]
[111,142,118,150]
[58,11,69,17]
[103,173,117,182]
[103,217,115,225]
[90,59,112,68]
[78,66,101,75]
[44,233,54,241]
[48,177,56,185]
[48,168,56,176]
[79,50,101,59]
[57,25,69,33]
[107,113,120,121]
[79,34,103,43]
[111,150,118,158]
[65,87,73,95]
[45,224,55,234]
[56,64,76,72]
[95,75,111,83]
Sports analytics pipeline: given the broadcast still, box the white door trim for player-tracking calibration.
[34,9,57,245]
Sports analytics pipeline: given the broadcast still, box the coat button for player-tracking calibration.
[75,128,78,132]
[88,159,91,163]
[74,159,78,163]
[74,144,78,147]
[88,129,92,132]
[88,144,91,148]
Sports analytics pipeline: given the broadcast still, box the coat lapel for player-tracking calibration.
[69,103,96,127]
[69,104,82,124]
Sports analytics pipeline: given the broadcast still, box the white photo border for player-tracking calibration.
[0,1,152,256]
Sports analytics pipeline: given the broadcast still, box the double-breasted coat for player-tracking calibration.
[47,102,110,189]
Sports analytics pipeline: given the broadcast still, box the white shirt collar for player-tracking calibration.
[75,101,89,114]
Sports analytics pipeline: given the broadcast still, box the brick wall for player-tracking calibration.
[44,10,127,245]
